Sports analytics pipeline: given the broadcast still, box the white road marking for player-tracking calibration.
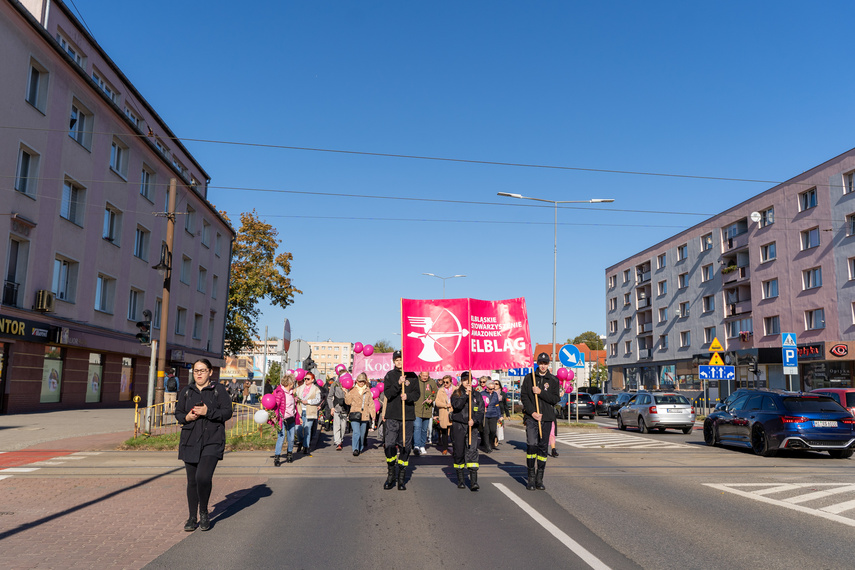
[705,483,855,528]
[71,452,102,456]
[0,467,40,473]
[0,475,11,481]
[57,456,85,460]
[493,482,612,570]
[556,432,688,449]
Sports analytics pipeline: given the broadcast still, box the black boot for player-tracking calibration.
[469,469,479,492]
[199,511,211,531]
[397,464,407,490]
[535,465,546,490]
[526,467,536,491]
[383,462,397,490]
[456,469,466,489]
[274,455,281,467]
[285,452,293,463]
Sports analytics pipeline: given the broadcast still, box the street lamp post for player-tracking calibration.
[497,193,614,369]
[422,273,466,299]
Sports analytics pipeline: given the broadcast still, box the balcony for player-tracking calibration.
[722,265,749,285]
[636,271,651,285]
[724,231,749,252]
[728,299,753,316]
[638,349,652,359]
[637,297,651,310]
[638,322,653,335]
[2,281,19,307]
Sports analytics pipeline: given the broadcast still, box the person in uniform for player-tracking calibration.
[382,350,420,490]
[450,371,485,491]
[520,352,560,490]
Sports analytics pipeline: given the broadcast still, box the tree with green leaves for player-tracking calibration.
[265,361,283,387]
[568,331,604,351]
[372,339,397,354]
[223,210,301,355]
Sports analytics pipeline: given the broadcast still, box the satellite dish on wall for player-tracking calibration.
[750,211,761,223]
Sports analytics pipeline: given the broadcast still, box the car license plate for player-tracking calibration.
[668,408,682,413]
[813,421,837,428]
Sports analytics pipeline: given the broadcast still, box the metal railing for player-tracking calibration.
[133,400,263,438]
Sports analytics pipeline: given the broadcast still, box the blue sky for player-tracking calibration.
[76,1,855,348]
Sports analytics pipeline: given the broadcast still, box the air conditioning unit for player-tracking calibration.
[36,289,56,312]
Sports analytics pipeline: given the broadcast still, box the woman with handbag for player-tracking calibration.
[296,372,322,455]
[434,375,454,455]
[345,373,376,456]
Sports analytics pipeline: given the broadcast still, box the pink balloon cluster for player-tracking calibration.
[340,373,354,390]
[353,342,374,357]
[295,369,307,382]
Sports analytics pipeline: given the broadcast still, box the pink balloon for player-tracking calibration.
[354,342,364,353]
[363,345,374,357]
[472,379,479,387]
[374,399,382,413]
[502,386,509,393]
[557,368,569,380]
[566,370,575,381]
[451,377,458,386]
[370,386,381,399]
[376,382,385,392]
[483,395,489,405]
[340,373,354,390]
[296,369,307,382]
[335,364,347,375]
[565,382,574,393]
[287,369,295,377]
[261,393,276,410]
[317,378,324,386]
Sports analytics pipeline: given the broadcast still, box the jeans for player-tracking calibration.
[332,412,347,446]
[414,416,431,449]
[274,417,296,455]
[299,410,315,450]
[351,420,368,452]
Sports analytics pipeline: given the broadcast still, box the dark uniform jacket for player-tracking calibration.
[175,382,233,463]
[450,389,485,426]
[383,369,420,421]
[520,369,560,423]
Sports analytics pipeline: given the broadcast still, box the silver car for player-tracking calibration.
[617,392,696,434]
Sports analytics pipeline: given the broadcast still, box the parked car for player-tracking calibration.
[607,392,635,418]
[591,393,617,416]
[556,393,596,420]
[617,392,696,434]
[703,389,855,458]
[811,388,855,417]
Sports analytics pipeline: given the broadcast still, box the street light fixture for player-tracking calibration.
[497,192,615,369]
[422,273,466,299]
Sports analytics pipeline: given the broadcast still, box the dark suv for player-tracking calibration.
[607,392,635,418]
[556,393,596,420]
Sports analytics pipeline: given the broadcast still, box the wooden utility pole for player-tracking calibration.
[155,178,177,405]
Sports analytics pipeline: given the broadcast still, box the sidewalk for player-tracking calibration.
[0,408,134,452]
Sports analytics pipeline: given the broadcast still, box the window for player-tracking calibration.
[677,244,688,261]
[624,292,631,306]
[61,179,85,225]
[207,318,216,351]
[799,188,817,211]
[850,258,855,281]
[609,344,617,357]
[678,301,689,318]
[185,205,196,235]
[69,100,93,149]
[624,341,632,354]
[703,295,715,312]
[124,106,140,128]
[657,254,666,269]
[193,313,203,339]
[678,273,688,288]
[155,137,169,158]
[153,298,162,329]
[95,274,115,313]
[215,233,222,256]
[608,275,616,288]
[15,145,39,196]
[624,316,632,330]
[680,331,691,348]
[110,138,129,178]
[762,278,778,299]
[704,327,716,344]
[702,264,713,282]
[806,308,825,330]
[134,227,150,260]
[726,318,752,338]
[139,166,155,201]
[700,234,713,251]
[127,289,143,321]
[609,320,617,334]
[608,298,617,311]
[846,172,855,195]
[725,221,748,240]
[759,207,774,228]
[800,227,820,250]
[102,205,121,244]
[172,156,187,178]
[802,267,822,290]
[91,70,118,103]
[658,280,667,296]
[25,59,49,112]
[175,307,187,335]
[52,257,78,302]
[56,31,85,67]
[180,256,191,284]
[212,275,218,299]
[201,220,211,247]
[847,214,855,237]
[760,242,776,262]
[658,307,668,323]
[197,266,207,293]
[623,269,631,283]
[659,335,668,350]
[764,316,780,335]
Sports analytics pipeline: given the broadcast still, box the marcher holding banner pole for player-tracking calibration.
[382,350,419,490]
[451,371,484,491]
[521,352,560,491]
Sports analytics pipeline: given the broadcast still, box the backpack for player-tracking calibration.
[167,376,178,392]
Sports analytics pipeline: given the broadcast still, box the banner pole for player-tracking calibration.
[401,298,406,450]
[468,369,472,445]
[533,360,542,438]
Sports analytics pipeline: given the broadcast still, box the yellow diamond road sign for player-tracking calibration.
[709,353,725,366]
[709,337,723,352]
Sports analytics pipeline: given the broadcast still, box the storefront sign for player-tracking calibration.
[829,343,850,358]
[797,343,824,360]
[0,317,54,343]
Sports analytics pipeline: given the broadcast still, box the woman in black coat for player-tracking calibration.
[175,359,233,531]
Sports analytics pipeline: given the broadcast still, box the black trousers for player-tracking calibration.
[451,422,480,469]
[483,417,498,447]
[185,455,219,518]
[384,419,413,468]
[524,417,551,469]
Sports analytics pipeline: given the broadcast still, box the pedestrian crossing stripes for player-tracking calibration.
[555,432,689,450]
[704,483,855,528]
[0,451,102,480]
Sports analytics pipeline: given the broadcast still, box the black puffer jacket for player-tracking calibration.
[175,382,233,463]
[450,388,485,427]
[520,370,560,423]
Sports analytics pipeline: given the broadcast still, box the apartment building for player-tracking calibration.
[605,147,855,401]
[307,340,353,377]
[0,0,234,412]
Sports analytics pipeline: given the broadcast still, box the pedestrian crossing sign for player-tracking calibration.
[709,337,723,352]
[709,353,725,366]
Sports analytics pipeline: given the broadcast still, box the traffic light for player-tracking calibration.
[136,319,151,345]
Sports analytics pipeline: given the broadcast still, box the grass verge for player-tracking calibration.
[119,428,279,451]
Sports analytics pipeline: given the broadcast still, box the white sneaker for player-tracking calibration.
[420,446,427,455]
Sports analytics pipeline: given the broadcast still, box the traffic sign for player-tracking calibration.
[559,344,585,368]
[508,367,532,376]
[783,346,798,375]
[709,337,724,352]
[709,353,725,366]
[782,333,797,348]
[699,365,735,381]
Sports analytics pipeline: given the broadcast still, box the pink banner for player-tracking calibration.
[352,352,394,380]
[401,297,532,372]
